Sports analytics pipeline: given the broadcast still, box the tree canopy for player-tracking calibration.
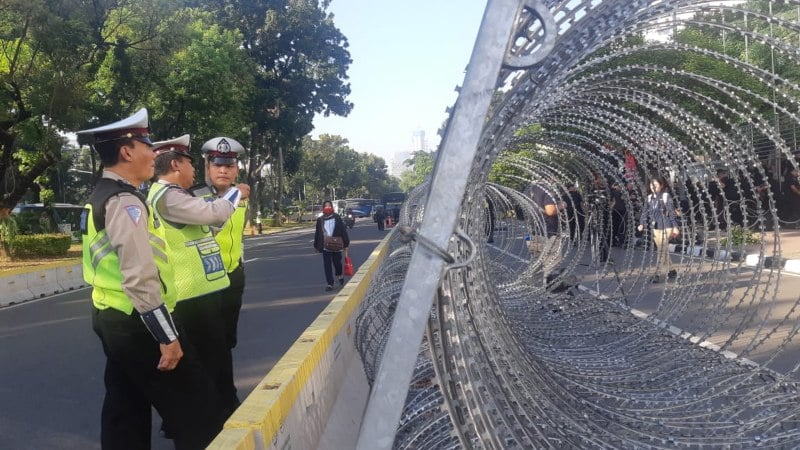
[0,0,371,220]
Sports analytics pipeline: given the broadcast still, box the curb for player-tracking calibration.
[664,241,800,275]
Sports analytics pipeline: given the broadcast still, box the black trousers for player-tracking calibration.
[220,265,245,349]
[173,292,231,426]
[92,307,220,450]
[218,265,245,418]
[612,208,626,245]
[322,250,343,285]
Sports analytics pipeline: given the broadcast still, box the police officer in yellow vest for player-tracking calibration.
[147,134,249,427]
[193,136,248,418]
[77,110,220,450]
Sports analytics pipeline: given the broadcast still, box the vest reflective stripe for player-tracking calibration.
[88,234,112,270]
[82,200,177,314]
[149,235,169,262]
[215,202,246,273]
[148,183,230,302]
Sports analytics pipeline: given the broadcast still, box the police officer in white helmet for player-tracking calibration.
[147,134,249,433]
[77,110,220,449]
[193,136,248,419]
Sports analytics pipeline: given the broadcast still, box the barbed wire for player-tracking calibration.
[357,1,800,448]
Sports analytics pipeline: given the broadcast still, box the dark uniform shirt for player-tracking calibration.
[530,184,558,236]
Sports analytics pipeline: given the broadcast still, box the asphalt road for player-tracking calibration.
[0,218,386,449]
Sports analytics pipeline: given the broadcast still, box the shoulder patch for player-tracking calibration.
[125,205,144,225]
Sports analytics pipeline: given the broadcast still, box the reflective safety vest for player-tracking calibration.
[148,182,230,301]
[210,194,246,273]
[81,178,176,314]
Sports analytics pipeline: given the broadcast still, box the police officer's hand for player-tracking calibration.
[236,183,251,199]
[158,340,184,371]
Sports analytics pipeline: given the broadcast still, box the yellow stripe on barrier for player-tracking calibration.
[208,230,393,449]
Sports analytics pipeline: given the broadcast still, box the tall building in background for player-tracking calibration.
[412,129,427,152]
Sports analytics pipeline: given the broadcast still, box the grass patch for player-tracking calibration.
[0,243,83,276]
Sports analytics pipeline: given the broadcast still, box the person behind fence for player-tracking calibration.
[588,173,611,263]
[638,174,679,283]
[76,109,220,449]
[562,183,584,241]
[314,200,350,291]
[782,166,800,228]
[148,134,247,431]
[527,183,564,286]
[610,181,626,247]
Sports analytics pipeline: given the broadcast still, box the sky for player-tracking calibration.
[311,1,488,163]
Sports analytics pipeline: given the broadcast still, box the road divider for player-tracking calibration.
[1,261,84,307]
[208,231,393,450]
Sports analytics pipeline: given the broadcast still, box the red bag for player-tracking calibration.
[344,256,354,277]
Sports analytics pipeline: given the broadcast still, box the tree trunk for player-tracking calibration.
[246,148,262,228]
[274,144,285,226]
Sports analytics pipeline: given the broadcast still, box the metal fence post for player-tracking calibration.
[355,1,524,448]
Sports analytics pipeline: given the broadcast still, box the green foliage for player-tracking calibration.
[8,234,71,257]
[399,151,435,192]
[39,189,55,207]
[1,0,353,215]
[12,210,40,234]
[295,135,395,201]
[1,0,99,210]
[145,10,255,144]
[0,215,19,243]
[720,225,761,247]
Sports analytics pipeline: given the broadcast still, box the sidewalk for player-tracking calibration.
[666,228,800,274]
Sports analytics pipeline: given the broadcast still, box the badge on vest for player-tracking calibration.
[189,237,226,280]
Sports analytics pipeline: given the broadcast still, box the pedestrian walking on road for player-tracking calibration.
[148,134,248,431]
[527,183,565,286]
[638,174,680,283]
[255,211,263,234]
[314,200,350,291]
[374,206,386,231]
[195,136,249,419]
[77,109,220,450]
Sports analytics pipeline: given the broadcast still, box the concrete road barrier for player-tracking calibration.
[26,268,63,298]
[0,261,83,306]
[208,232,392,450]
[55,264,86,292]
[1,272,33,306]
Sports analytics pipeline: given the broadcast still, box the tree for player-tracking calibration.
[144,10,255,147]
[1,0,354,222]
[399,150,435,192]
[208,0,353,223]
[298,134,395,202]
[0,0,103,215]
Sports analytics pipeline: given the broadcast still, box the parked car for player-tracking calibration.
[11,203,84,241]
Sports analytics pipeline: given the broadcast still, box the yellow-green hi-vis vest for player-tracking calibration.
[212,195,247,273]
[148,182,230,301]
[81,178,176,314]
